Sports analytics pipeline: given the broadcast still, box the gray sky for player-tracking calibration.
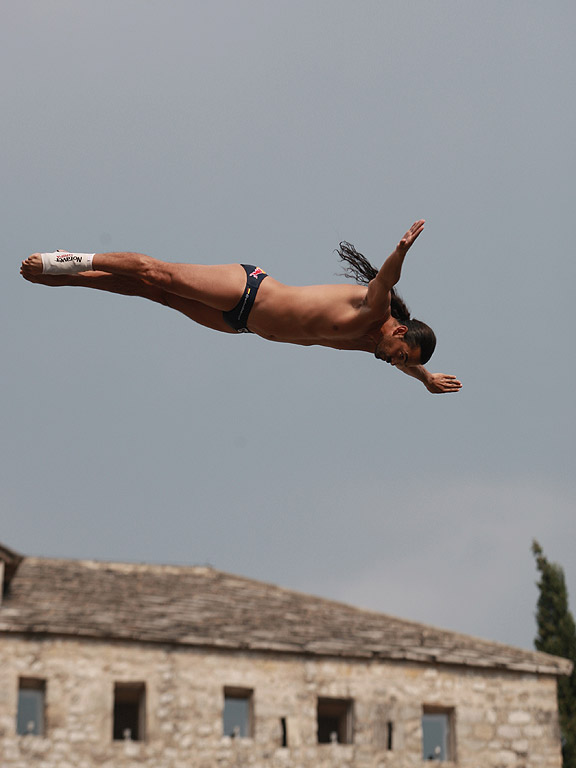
[2,1,575,652]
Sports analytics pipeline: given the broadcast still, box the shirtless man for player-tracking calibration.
[20,220,461,394]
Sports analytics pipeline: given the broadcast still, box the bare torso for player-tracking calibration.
[248,277,386,351]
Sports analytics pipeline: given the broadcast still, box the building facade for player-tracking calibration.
[0,543,571,768]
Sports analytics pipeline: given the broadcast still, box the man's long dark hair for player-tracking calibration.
[337,241,436,365]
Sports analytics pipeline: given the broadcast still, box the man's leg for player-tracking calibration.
[22,252,249,310]
[21,269,237,333]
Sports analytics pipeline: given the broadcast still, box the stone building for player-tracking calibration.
[0,541,571,768]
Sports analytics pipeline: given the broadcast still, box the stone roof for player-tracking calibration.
[0,546,572,676]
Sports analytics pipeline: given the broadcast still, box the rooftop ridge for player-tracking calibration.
[17,555,561,655]
[0,546,572,677]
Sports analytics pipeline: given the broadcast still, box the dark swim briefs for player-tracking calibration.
[222,264,268,333]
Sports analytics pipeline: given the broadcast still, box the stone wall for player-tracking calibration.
[0,634,562,768]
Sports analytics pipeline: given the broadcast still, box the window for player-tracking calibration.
[113,683,146,741]
[317,697,353,744]
[223,687,253,738]
[422,706,455,761]
[17,678,46,736]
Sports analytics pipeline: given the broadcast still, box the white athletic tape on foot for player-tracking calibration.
[41,252,95,274]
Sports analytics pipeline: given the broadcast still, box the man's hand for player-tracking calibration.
[425,373,462,394]
[397,219,425,255]
[396,365,462,394]
[367,220,427,309]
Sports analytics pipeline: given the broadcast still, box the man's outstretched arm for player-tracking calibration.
[365,220,425,311]
[397,364,462,394]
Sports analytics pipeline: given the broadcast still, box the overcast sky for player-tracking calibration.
[2,1,575,653]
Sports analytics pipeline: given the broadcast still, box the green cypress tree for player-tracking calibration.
[532,540,576,768]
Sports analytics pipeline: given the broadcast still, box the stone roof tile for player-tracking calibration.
[0,552,572,677]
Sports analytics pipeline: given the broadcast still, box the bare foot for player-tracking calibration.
[20,253,44,282]
[20,262,165,301]
[20,252,90,287]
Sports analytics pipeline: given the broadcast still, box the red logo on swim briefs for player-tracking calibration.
[249,267,266,277]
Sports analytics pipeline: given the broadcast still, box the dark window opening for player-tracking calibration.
[280,716,287,747]
[223,687,253,738]
[317,697,353,744]
[113,683,146,741]
[17,678,46,736]
[387,720,394,750]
